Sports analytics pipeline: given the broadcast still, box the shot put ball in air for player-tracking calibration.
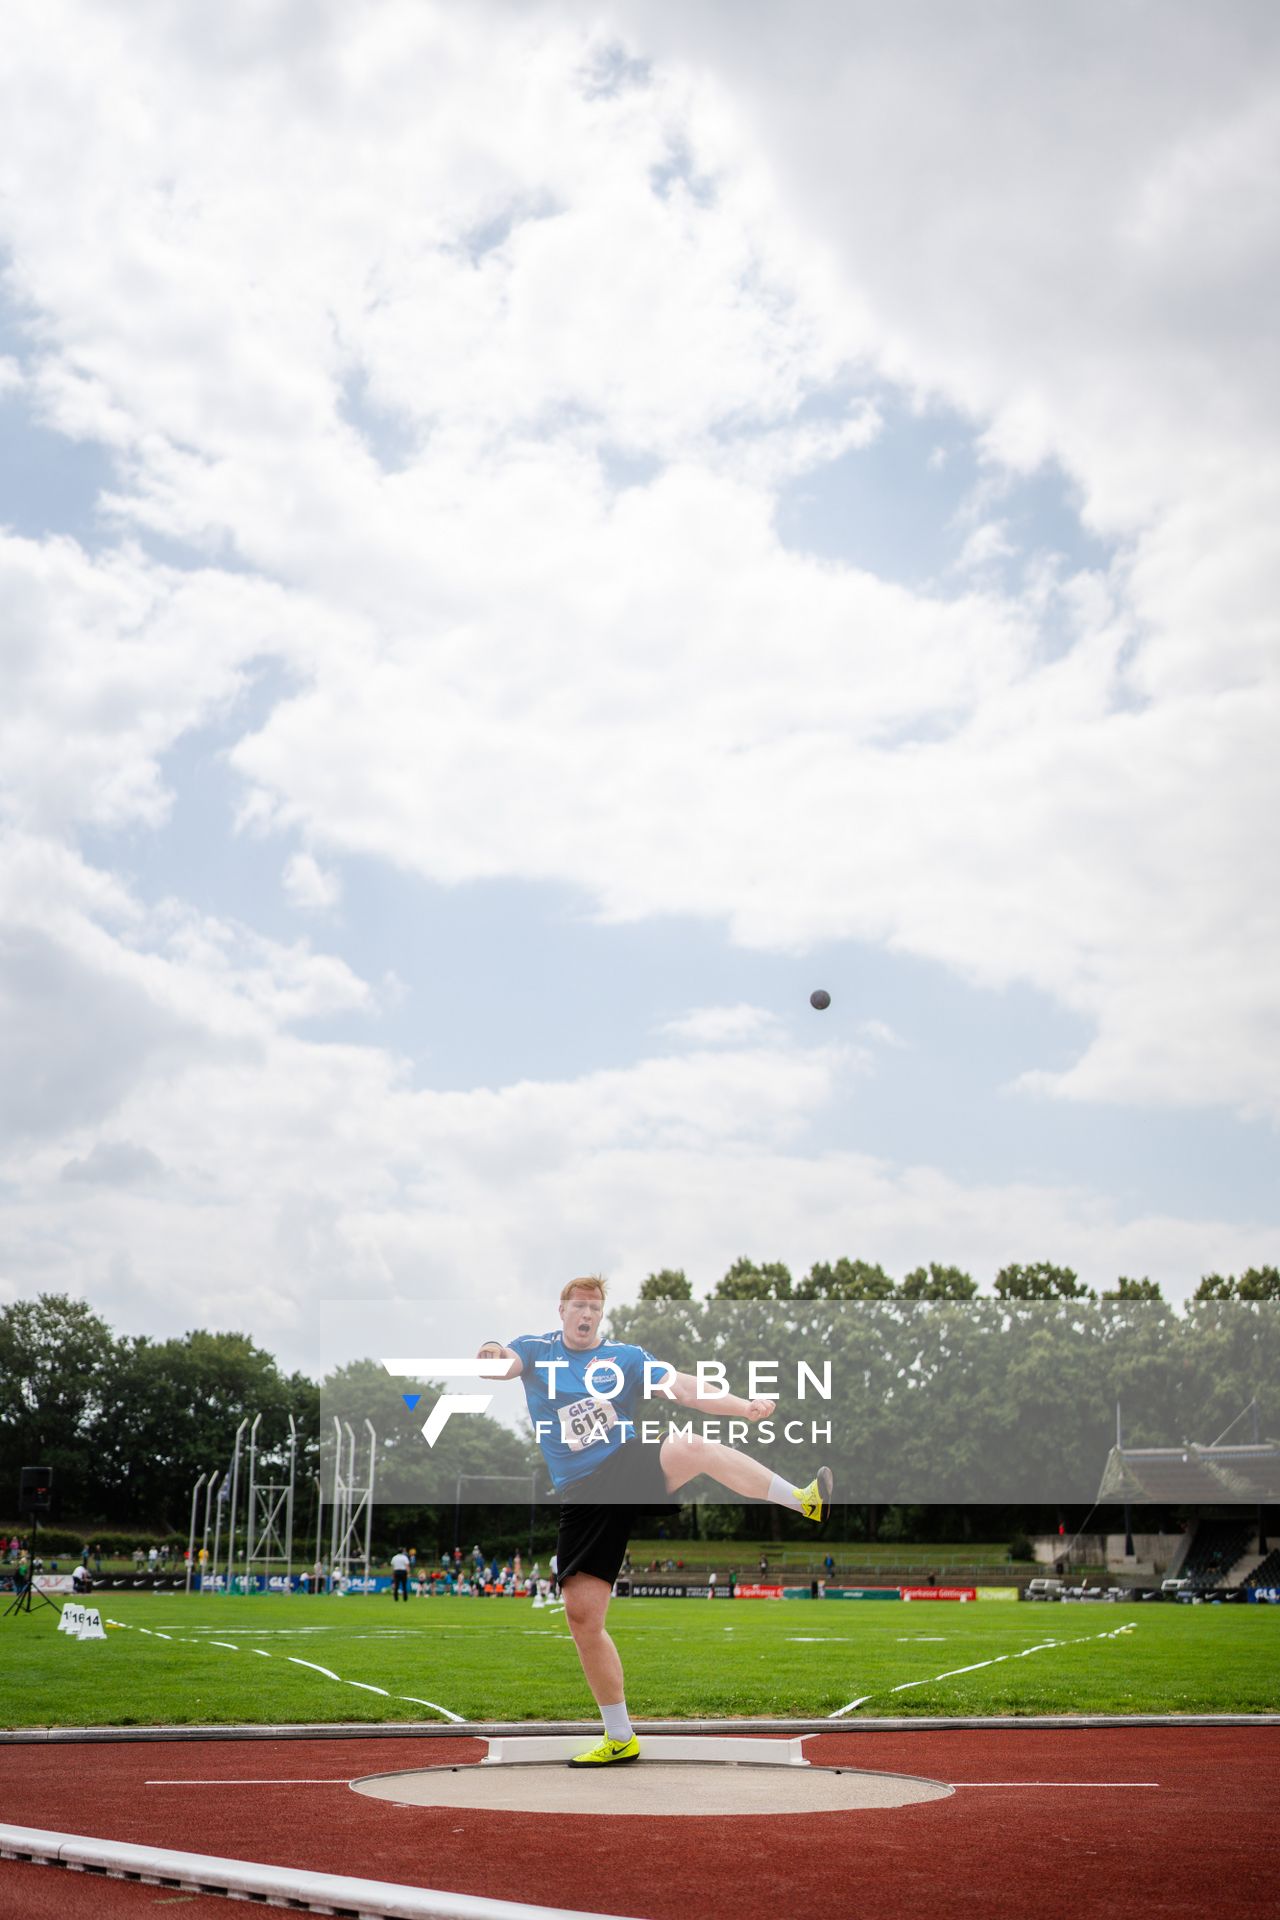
[810,989,831,1010]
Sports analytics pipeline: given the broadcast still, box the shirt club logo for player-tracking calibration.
[380,1358,510,1445]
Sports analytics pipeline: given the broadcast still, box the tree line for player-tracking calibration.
[638,1257,1280,1301]
[3,1257,1276,1529]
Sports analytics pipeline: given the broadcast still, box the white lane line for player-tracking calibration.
[283,1655,466,1722]
[953,1781,1161,1788]
[146,1779,353,1786]
[400,1695,468,1722]
[829,1622,1137,1719]
[89,1615,465,1722]
[287,1657,342,1681]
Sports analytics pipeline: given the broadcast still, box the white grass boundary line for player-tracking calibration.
[0,1824,629,1920]
[106,1617,466,1724]
[829,1623,1138,1719]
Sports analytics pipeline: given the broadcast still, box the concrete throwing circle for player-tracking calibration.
[351,1762,953,1816]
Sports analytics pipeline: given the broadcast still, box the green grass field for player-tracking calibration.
[4,1594,1277,1727]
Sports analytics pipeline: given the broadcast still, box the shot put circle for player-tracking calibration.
[809,988,831,1009]
[351,1760,952,1816]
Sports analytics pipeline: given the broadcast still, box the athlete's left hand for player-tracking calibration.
[745,1397,776,1421]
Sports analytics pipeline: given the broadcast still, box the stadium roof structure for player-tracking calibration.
[1096,1443,1280,1504]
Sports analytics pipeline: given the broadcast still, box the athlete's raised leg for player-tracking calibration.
[660,1431,832,1520]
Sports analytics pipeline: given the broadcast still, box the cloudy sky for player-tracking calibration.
[2,0,1277,1370]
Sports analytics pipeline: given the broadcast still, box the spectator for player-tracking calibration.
[824,1553,834,1578]
[147,1546,159,1570]
[72,1561,92,1594]
[759,1554,769,1579]
[391,1548,411,1601]
[708,1570,718,1600]
[93,1545,102,1573]
[729,1569,737,1598]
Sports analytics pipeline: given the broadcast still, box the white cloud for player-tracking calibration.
[857,1019,903,1049]
[659,1003,783,1045]
[283,850,341,911]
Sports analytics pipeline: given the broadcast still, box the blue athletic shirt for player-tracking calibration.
[508,1331,672,1492]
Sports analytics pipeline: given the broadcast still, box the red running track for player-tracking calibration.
[1,1727,1278,1920]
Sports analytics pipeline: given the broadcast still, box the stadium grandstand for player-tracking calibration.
[1096,1438,1277,1592]
[1097,1442,1280,1506]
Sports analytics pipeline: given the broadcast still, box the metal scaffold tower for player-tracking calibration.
[327,1416,376,1589]
[247,1412,297,1587]
[194,1411,300,1594]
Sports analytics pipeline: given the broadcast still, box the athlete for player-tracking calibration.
[478,1274,832,1768]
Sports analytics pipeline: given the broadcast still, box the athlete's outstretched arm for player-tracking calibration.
[477,1340,524,1380]
[657,1369,774,1422]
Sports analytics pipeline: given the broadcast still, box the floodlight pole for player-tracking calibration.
[329,1416,344,1588]
[246,1413,263,1582]
[186,1474,206,1593]
[285,1414,297,1585]
[313,1473,323,1591]
[211,1473,226,1596]
[344,1422,357,1583]
[363,1418,376,1585]
[225,1417,248,1594]
[200,1466,220,1589]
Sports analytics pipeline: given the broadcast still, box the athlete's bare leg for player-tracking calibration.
[560,1571,625,1705]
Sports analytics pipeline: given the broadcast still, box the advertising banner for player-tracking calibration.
[901,1586,976,1601]
[785,1585,901,1600]
[732,1583,784,1599]
[826,1586,902,1600]
[623,1582,711,1598]
[32,1575,75,1594]
[975,1585,1021,1601]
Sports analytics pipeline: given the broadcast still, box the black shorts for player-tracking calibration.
[555,1440,680,1587]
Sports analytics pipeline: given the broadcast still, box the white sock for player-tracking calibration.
[767,1472,805,1513]
[601,1700,633,1743]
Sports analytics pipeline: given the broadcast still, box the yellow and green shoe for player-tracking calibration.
[797,1465,834,1523]
[567,1735,641,1768]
